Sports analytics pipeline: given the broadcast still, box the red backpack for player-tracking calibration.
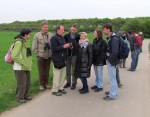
[134,33,142,46]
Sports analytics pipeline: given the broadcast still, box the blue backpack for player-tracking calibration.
[113,35,130,59]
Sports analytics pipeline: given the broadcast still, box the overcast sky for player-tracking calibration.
[0,0,150,23]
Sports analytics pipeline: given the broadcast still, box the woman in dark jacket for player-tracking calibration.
[74,32,93,94]
[91,30,107,92]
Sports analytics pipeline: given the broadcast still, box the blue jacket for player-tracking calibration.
[50,34,67,69]
[107,33,119,66]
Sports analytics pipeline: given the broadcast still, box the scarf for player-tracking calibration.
[79,39,89,48]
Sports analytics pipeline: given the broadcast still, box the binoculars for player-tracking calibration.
[44,43,51,50]
[26,48,32,57]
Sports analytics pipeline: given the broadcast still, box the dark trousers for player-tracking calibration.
[66,56,77,84]
[14,70,30,100]
[80,78,88,90]
[37,57,51,87]
[120,59,126,67]
[116,67,121,86]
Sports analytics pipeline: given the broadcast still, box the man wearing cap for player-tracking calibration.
[32,21,53,91]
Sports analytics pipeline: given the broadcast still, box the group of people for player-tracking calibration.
[11,21,143,103]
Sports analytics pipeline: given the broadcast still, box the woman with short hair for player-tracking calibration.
[11,28,32,103]
[74,32,93,94]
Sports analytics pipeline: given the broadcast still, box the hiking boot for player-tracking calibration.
[127,68,135,71]
[105,91,110,95]
[45,84,51,89]
[71,84,76,90]
[58,89,67,94]
[63,83,71,88]
[25,96,32,100]
[17,99,27,103]
[52,92,62,96]
[91,85,97,90]
[39,85,45,91]
[103,96,115,101]
[118,83,123,88]
[79,88,84,92]
[94,88,103,92]
[79,89,89,94]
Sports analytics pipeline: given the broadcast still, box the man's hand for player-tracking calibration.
[63,44,70,48]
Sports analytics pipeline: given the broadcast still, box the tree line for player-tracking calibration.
[0,17,150,37]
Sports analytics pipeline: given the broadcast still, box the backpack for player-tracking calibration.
[4,39,23,64]
[118,38,130,59]
[134,33,142,46]
[112,35,130,59]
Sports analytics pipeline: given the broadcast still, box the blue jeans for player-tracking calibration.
[139,46,142,53]
[107,61,118,99]
[131,49,140,70]
[93,65,103,88]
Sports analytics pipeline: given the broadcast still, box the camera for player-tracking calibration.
[26,48,32,57]
[68,43,73,49]
[44,43,50,50]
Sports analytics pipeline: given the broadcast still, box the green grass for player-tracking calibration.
[0,31,54,113]
[0,31,95,113]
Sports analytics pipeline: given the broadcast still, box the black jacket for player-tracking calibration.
[107,34,119,66]
[64,33,80,56]
[93,38,107,66]
[50,34,67,69]
[74,43,93,78]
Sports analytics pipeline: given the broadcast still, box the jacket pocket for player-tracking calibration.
[52,55,66,69]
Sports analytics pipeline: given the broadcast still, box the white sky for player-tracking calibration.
[0,0,150,23]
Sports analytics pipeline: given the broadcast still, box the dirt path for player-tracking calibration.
[1,40,150,117]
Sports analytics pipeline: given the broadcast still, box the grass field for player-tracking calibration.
[0,31,94,113]
[0,31,41,113]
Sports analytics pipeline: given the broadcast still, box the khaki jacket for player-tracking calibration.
[32,31,53,59]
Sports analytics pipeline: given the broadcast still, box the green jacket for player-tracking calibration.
[11,39,32,71]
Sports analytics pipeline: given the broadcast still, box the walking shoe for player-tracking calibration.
[63,83,71,88]
[91,85,97,89]
[105,91,110,95]
[45,84,51,89]
[118,83,123,88]
[25,96,32,100]
[127,68,135,72]
[58,89,67,94]
[103,96,115,101]
[52,92,62,96]
[71,84,76,90]
[94,88,103,92]
[17,99,26,103]
[39,85,45,91]
[79,89,89,94]
[79,88,84,92]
